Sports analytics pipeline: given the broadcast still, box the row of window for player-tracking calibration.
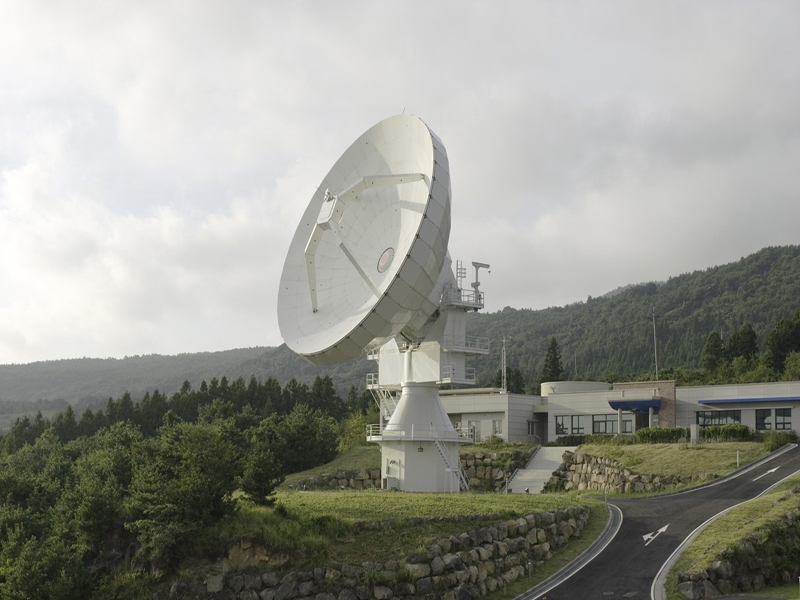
[555,414,634,436]
[755,408,792,430]
[695,409,792,430]
[695,410,741,427]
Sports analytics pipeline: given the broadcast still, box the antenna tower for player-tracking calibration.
[501,337,507,392]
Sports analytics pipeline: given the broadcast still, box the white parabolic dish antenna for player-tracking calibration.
[278,115,452,366]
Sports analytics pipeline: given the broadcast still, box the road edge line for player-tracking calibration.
[651,465,800,600]
[514,502,623,600]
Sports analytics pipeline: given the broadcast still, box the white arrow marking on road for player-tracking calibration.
[643,524,669,546]
[753,466,779,481]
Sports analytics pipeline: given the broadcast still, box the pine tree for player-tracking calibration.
[540,337,567,382]
[702,331,725,372]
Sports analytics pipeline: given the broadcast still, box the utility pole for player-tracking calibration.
[652,308,659,380]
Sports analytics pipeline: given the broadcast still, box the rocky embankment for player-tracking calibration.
[546,450,716,494]
[675,492,800,599]
[160,505,589,600]
[288,450,534,492]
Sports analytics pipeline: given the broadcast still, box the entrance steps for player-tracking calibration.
[508,446,578,494]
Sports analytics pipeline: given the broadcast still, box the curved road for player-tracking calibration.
[519,444,800,600]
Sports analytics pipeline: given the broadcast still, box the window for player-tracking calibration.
[696,410,741,428]
[776,408,792,431]
[493,420,503,435]
[570,415,586,434]
[527,420,535,436]
[556,415,588,435]
[593,414,615,434]
[555,416,568,435]
[755,409,772,430]
[592,414,633,434]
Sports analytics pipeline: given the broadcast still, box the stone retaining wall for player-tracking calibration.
[676,500,800,599]
[546,451,716,494]
[158,505,589,600]
[289,450,534,492]
[288,470,382,491]
[460,450,533,491]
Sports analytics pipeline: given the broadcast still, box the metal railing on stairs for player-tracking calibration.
[434,439,469,492]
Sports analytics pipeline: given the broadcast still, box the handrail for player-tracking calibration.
[441,288,484,307]
[366,423,474,440]
[440,365,476,382]
[442,335,490,353]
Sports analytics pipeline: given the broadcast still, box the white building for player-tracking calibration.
[436,380,800,443]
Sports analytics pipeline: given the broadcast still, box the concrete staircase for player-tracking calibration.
[508,446,578,494]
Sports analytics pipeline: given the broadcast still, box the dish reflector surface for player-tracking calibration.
[278,115,451,366]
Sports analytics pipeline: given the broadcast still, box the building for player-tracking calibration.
[436,380,800,443]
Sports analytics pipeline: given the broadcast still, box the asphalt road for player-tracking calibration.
[520,444,800,600]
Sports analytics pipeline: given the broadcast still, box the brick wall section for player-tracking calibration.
[612,380,677,427]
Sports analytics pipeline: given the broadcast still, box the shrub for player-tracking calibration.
[701,424,751,442]
[547,435,586,446]
[635,427,690,444]
[763,430,795,452]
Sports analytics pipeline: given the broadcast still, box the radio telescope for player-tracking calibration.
[278,114,489,492]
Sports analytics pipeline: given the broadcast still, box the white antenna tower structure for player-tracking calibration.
[277,114,490,492]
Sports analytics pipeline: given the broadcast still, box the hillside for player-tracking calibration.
[1,245,799,406]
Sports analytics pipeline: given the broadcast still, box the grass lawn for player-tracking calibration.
[459,442,536,455]
[734,583,800,598]
[576,441,768,478]
[217,490,606,570]
[280,445,381,488]
[665,472,800,600]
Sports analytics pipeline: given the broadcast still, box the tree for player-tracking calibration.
[51,405,78,444]
[540,337,566,382]
[279,378,308,415]
[126,421,242,570]
[727,323,758,361]
[239,423,284,506]
[307,375,346,419]
[491,367,526,393]
[766,310,800,373]
[346,385,373,415]
[263,404,338,474]
[702,331,725,372]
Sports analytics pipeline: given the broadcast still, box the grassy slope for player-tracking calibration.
[215,490,607,571]
[219,441,785,599]
[576,441,768,478]
[280,445,382,488]
[666,472,800,600]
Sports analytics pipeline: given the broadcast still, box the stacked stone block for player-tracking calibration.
[157,506,589,600]
[547,451,715,494]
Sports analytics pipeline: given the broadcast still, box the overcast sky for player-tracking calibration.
[1,1,799,364]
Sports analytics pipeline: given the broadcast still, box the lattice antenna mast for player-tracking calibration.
[501,336,507,393]
[652,307,660,380]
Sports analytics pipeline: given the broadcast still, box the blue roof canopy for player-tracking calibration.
[608,399,661,414]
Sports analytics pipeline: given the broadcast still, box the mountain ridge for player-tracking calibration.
[1,244,799,405]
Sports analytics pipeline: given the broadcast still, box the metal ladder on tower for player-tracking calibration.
[434,439,469,492]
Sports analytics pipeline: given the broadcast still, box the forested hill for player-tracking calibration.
[468,244,800,385]
[1,245,799,406]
